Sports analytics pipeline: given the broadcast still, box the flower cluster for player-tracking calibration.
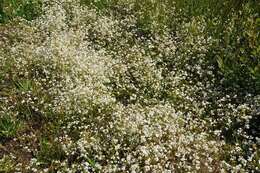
[0,0,259,172]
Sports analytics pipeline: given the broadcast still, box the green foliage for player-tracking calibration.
[172,0,260,93]
[212,5,260,92]
[14,79,33,92]
[37,138,66,165]
[0,155,15,172]
[0,0,42,23]
[0,113,20,139]
[80,0,117,10]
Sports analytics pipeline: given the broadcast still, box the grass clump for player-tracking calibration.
[36,138,66,166]
[0,113,20,139]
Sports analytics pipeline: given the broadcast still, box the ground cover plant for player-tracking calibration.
[0,0,259,172]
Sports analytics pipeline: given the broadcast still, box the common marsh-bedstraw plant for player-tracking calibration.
[0,0,259,172]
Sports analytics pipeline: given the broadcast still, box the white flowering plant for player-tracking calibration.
[0,0,259,172]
